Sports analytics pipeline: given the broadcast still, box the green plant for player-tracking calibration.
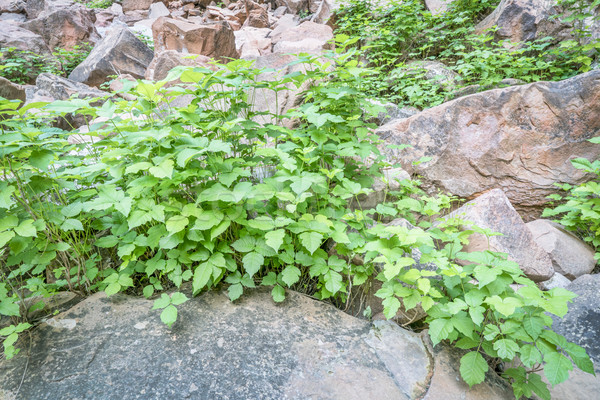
[0,47,60,84]
[0,43,593,398]
[542,137,600,261]
[75,0,113,8]
[52,43,93,76]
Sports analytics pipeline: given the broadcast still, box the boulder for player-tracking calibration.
[538,272,570,291]
[425,0,456,16]
[69,26,154,87]
[526,219,596,280]
[351,167,410,211]
[0,0,24,13]
[271,20,333,54]
[275,0,308,15]
[0,12,25,23]
[0,289,432,399]
[152,17,239,61]
[311,0,341,26]
[0,76,27,104]
[122,0,152,13]
[0,23,52,56]
[391,60,463,93]
[148,1,170,19]
[474,0,571,44]
[22,3,99,51]
[375,70,600,220]
[234,27,272,59]
[145,50,213,81]
[24,0,73,19]
[442,189,555,282]
[243,2,269,28]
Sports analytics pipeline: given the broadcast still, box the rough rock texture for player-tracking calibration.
[24,0,73,19]
[425,0,456,16]
[234,27,272,58]
[148,1,170,19]
[395,60,463,92]
[546,274,600,398]
[122,0,152,13]
[527,219,596,280]
[351,167,410,210]
[145,50,213,81]
[22,3,99,50]
[375,70,600,219]
[0,24,52,56]
[0,77,27,104]
[474,0,571,44]
[0,289,436,400]
[69,26,154,87]
[35,73,106,101]
[538,272,570,290]
[275,0,308,15]
[0,0,24,13]
[152,17,239,61]
[311,0,340,25]
[272,21,333,54]
[443,189,554,281]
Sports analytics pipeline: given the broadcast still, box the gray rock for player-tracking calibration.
[375,70,600,220]
[425,0,456,15]
[366,99,419,126]
[351,167,411,211]
[148,1,169,19]
[271,21,333,54]
[0,289,431,400]
[122,0,152,13]
[24,0,73,19]
[527,219,596,280]
[275,0,308,15]
[0,23,52,56]
[36,73,107,101]
[0,12,25,23]
[0,0,24,13]
[442,189,555,282]
[69,26,154,87]
[390,61,463,93]
[538,272,570,290]
[0,76,26,104]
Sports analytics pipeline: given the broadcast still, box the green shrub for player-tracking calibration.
[0,47,60,84]
[0,44,593,398]
[52,43,93,76]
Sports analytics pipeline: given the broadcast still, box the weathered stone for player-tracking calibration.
[244,3,269,28]
[423,340,514,400]
[447,78,525,101]
[425,0,456,15]
[527,219,596,280]
[366,100,418,126]
[152,17,239,61]
[36,73,106,101]
[375,70,600,220]
[145,50,213,81]
[474,0,571,44]
[0,24,52,56]
[270,13,298,40]
[148,1,170,19]
[311,0,340,26]
[351,167,410,210]
[0,288,434,400]
[272,20,333,54]
[443,189,555,282]
[0,0,24,13]
[122,0,152,12]
[538,272,570,291]
[234,27,272,58]
[24,0,73,19]
[0,77,26,104]
[0,12,25,23]
[391,61,463,93]
[22,3,99,51]
[69,26,154,87]
[275,0,308,15]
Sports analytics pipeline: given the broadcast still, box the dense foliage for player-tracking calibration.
[334,0,600,108]
[0,42,593,398]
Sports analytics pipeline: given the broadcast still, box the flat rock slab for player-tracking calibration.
[0,289,432,400]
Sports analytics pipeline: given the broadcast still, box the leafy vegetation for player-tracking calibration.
[543,137,600,262]
[75,0,113,9]
[334,0,600,108]
[0,40,593,398]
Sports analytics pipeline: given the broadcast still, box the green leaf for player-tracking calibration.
[160,305,178,328]
[95,236,119,248]
[459,351,488,387]
[324,270,343,294]
[0,183,16,209]
[166,215,189,234]
[0,231,15,247]
[60,218,84,232]
[429,318,454,346]
[228,283,244,301]
[210,219,230,240]
[519,344,542,368]
[265,229,285,252]
[272,285,285,302]
[242,252,264,277]
[29,149,54,170]
[281,265,301,287]
[61,202,83,218]
[143,285,154,298]
[299,231,323,254]
[543,352,573,385]
[152,293,171,309]
[149,159,174,179]
[523,315,545,339]
[382,297,401,319]
[231,235,256,253]
[493,339,519,360]
[193,262,212,292]
[14,219,36,237]
[262,272,277,286]
[170,292,189,306]
[104,282,121,297]
[0,300,20,317]
[564,343,595,375]
[527,373,551,400]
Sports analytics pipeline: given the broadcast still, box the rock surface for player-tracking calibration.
[69,26,154,87]
[425,0,456,16]
[145,50,213,81]
[0,77,27,104]
[272,21,333,54]
[527,219,596,280]
[376,70,600,219]
[443,189,555,282]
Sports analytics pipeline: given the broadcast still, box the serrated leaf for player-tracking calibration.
[519,344,542,368]
[429,318,454,346]
[493,339,519,360]
[460,352,488,387]
[228,283,244,301]
[527,373,551,400]
[152,293,171,309]
[281,265,301,287]
[543,352,573,385]
[231,235,256,253]
[0,300,20,317]
[242,252,264,277]
[143,285,154,298]
[166,215,189,234]
[272,285,285,302]
[149,159,174,179]
[299,231,323,254]
[523,315,545,339]
[193,262,212,292]
[15,219,36,236]
[324,270,343,294]
[104,282,121,297]
[160,305,178,328]
[170,292,188,306]
[0,231,15,247]
[265,229,285,252]
[382,296,401,319]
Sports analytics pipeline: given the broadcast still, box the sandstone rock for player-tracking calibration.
[0,24,52,56]
[311,0,340,25]
[148,1,170,19]
[275,0,308,15]
[122,0,152,12]
[0,288,434,399]
[272,20,333,54]
[243,2,269,28]
[0,0,24,13]
[22,3,99,51]
[69,26,154,87]
[36,73,106,101]
[474,0,571,44]
[0,76,27,105]
[234,27,272,58]
[538,272,570,291]
[366,100,418,126]
[24,0,73,19]
[375,70,600,219]
[442,189,555,282]
[152,17,239,61]
[425,0,456,15]
[527,219,596,280]
[145,50,213,81]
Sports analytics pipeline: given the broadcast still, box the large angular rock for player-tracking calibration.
[69,27,154,87]
[234,27,272,59]
[24,0,73,19]
[375,70,600,220]
[22,3,99,51]
[474,0,571,44]
[0,24,52,56]
[122,0,152,13]
[152,17,239,62]
[272,21,333,54]
[0,289,433,400]
[0,76,27,104]
[443,189,554,282]
[526,219,596,280]
[425,0,456,15]
[275,0,308,15]
[311,0,341,25]
[0,0,24,13]
[145,50,213,82]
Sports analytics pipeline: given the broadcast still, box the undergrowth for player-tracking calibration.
[0,41,594,399]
